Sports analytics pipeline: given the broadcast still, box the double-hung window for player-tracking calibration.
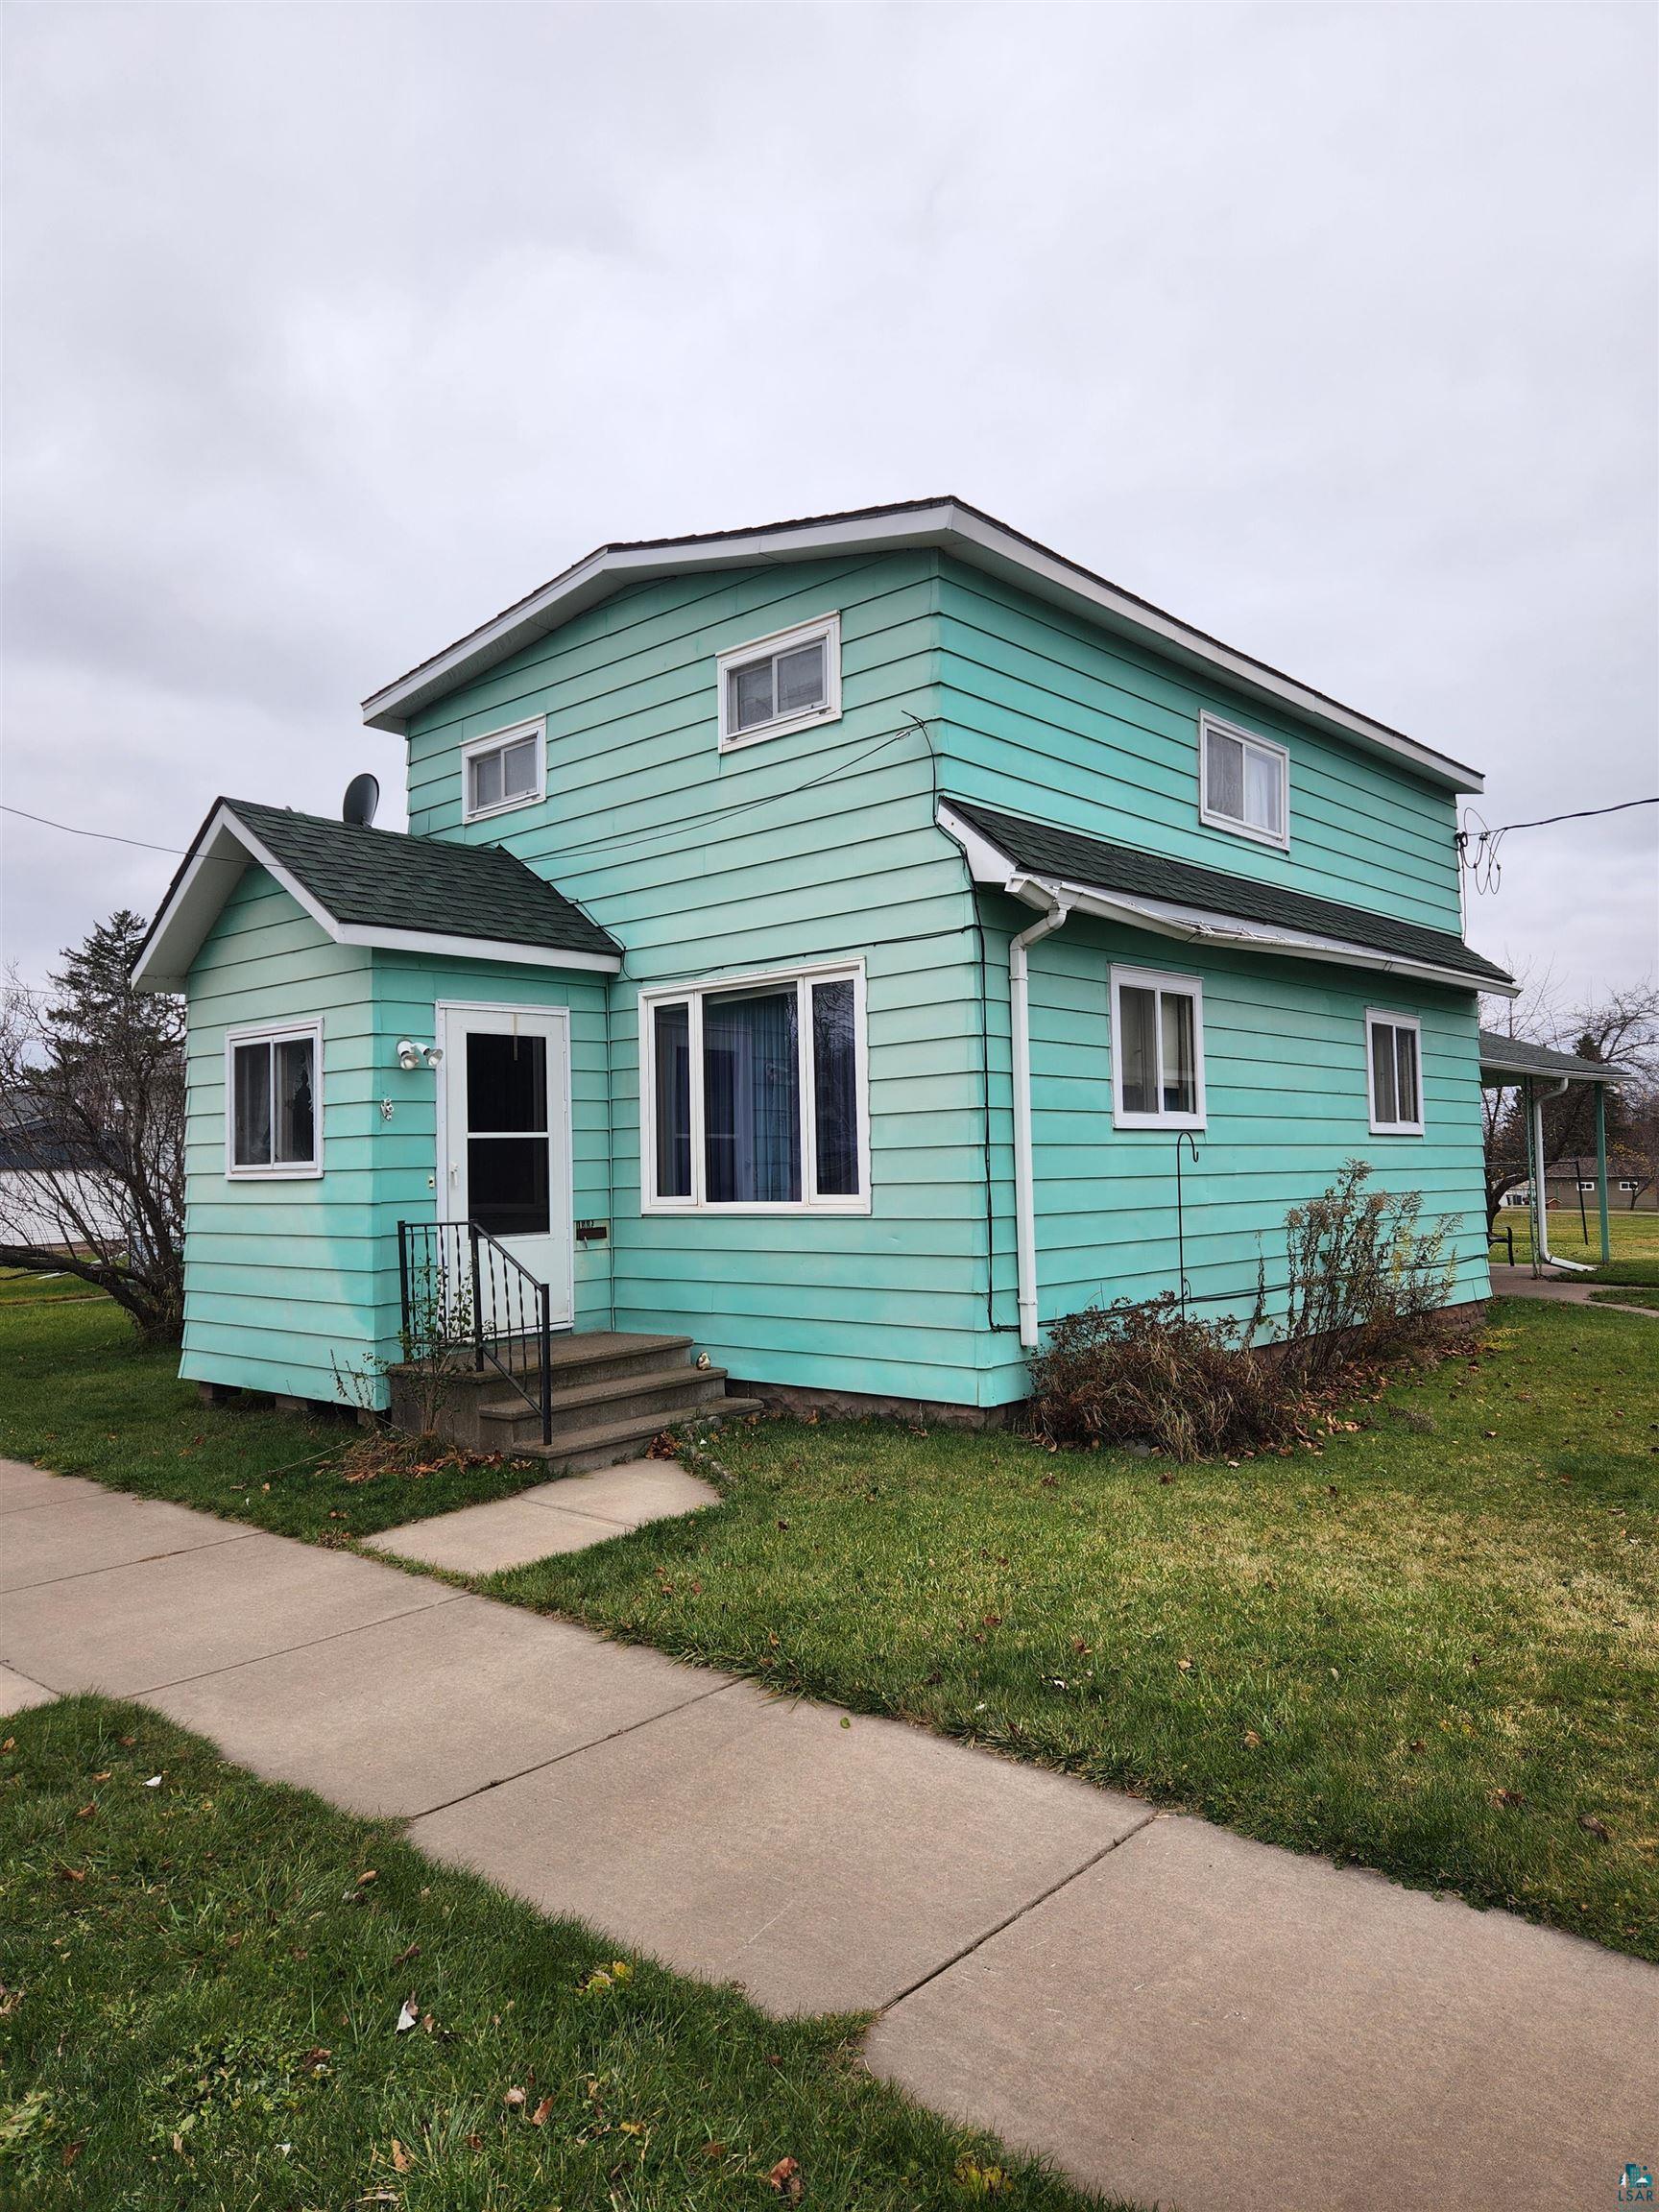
[1199,713,1289,848]
[1366,1011,1423,1136]
[716,614,841,750]
[1111,968,1206,1130]
[227,1021,323,1177]
[462,717,545,822]
[641,962,867,1211]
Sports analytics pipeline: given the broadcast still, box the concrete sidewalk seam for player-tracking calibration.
[123,1588,469,1698]
[403,1673,742,1824]
[5,1527,257,1595]
[873,1807,1164,2014]
[0,1658,59,1698]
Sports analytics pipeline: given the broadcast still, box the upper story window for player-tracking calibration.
[462,717,545,822]
[640,960,867,1212]
[227,1020,322,1178]
[1111,967,1206,1130]
[1200,713,1289,849]
[716,613,842,751]
[1366,1011,1423,1136]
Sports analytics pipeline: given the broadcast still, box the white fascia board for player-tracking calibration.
[936,802,1518,999]
[344,925,620,974]
[360,501,1482,794]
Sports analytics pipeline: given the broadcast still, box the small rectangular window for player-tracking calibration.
[640,963,866,1211]
[227,1022,322,1176]
[1111,969,1205,1130]
[462,718,545,821]
[716,615,842,750]
[1367,1012,1424,1136]
[1200,714,1289,848]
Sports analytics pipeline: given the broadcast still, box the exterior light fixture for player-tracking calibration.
[396,1040,445,1072]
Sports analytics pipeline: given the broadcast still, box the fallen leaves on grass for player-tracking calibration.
[768,2153,804,2199]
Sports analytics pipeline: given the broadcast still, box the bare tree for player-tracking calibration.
[0,912,185,1340]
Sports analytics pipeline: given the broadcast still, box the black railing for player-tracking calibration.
[397,1219,553,1445]
[1488,1223,1516,1266]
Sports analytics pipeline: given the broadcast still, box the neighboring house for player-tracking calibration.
[0,1101,125,1253]
[1542,1166,1655,1213]
[134,497,1515,1427]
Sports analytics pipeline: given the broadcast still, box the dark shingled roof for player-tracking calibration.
[1477,1031,1628,1085]
[227,801,620,959]
[949,797,1513,989]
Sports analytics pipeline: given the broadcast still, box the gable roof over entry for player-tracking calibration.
[132,799,622,993]
[360,497,1484,795]
[941,796,1517,996]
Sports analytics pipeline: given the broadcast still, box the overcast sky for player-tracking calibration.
[4,2,1655,1020]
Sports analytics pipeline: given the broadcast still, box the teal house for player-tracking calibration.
[133,498,1515,1439]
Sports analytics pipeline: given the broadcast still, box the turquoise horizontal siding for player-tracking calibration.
[974,895,1489,1406]
[180,875,381,1406]
[935,560,1465,934]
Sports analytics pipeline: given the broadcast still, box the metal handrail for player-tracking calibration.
[397,1218,553,1445]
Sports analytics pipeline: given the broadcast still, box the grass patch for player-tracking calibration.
[1494,1210,1659,1274]
[0,1299,561,1543]
[0,1698,1115,2211]
[489,1300,1659,1962]
[1589,1287,1659,1312]
[0,1267,105,1306]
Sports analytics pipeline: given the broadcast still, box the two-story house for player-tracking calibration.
[133,498,1516,1450]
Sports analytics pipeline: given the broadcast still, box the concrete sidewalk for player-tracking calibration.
[2,1457,1653,2212]
[1490,1263,1659,1317]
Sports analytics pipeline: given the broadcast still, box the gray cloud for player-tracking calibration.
[4,1,1654,1007]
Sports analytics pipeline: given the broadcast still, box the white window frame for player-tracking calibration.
[1199,711,1290,850]
[1110,966,1207,1131]
[1618,1178,1640,1192]
[224,1018,325,1180]
[1366,1009,1425,1137]
[716,613,842,752]
[638,957,870,1214]
[460,716,546,824]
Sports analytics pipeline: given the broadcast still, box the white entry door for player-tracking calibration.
[438,1003,573,1329]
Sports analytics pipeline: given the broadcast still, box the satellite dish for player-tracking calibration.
[342,773,380,829]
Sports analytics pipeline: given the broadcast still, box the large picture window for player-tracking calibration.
[1366,1011,1424,1136]
[1110,968,1206,1130]
[641,963,867,1211]
[226,1021,323,1177]
[1199,712,1289,849]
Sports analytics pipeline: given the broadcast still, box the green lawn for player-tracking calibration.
[0,1698,1113,2212]
[1493,1206,1659,1282]
[485,1300,1659,1963]
[0,1296,557,1543]
[1590,1286,1659,1312]
[0,1267,106,1305]
[6,1290,1657,1965]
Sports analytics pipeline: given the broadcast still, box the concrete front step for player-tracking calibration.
[479,1364,733,1443]
[519,1395,766,1476]
[480,1332,697,1394]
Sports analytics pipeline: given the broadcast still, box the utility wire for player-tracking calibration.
[1457,793,1657,896]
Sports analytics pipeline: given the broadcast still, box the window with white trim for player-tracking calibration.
[462,718,545,821]
[1366,1012,1423,1135]
[1110,968,1206,1129]
[1619,1178,1640,1192]
[1200,713,1289,848]
[716,614,841,750]
[227,1021,322,1177]
[641,963,867,1211]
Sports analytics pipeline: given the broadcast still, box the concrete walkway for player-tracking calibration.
[1490,1263,1659,1317]
[2,1457,1654,2212]
[364,1457,720,1572]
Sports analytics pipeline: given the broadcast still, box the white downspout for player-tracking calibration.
[1011,892,1072,1351]
[1530,1076,1570,1273]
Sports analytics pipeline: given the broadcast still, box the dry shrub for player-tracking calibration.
[1282,1159,1455,1382]
[1028,1293,1300,1462]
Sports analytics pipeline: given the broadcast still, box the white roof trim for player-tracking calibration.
[938,802,1519,999]
[360,498,1482,793]
[132,804,622,992]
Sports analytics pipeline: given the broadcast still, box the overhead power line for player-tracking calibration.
[1457,793,1657,896]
